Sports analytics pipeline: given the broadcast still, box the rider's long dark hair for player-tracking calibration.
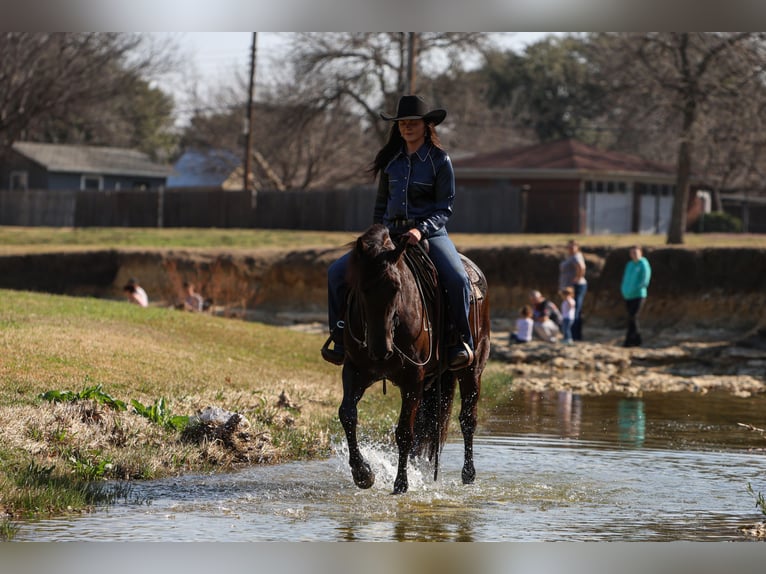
[368,122,443,180]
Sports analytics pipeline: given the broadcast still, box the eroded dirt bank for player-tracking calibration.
[1,244,765,397]
[2,244,764,332]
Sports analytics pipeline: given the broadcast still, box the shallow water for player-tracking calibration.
[13,390,766,541]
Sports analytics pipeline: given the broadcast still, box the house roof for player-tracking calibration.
[166,148,241,188]
[453,138,677,180]
[12,142,173,178]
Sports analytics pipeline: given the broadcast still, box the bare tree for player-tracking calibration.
[289,33,489,144]
[0,33,177,154]
[178,33,493,190]
[587,32,766,244]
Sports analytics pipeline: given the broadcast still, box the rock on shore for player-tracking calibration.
[491,321,766,397]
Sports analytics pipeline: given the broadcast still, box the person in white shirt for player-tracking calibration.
[123,278,148,307]
[510,305,534,344]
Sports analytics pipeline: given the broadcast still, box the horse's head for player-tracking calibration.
[348,224,409,362]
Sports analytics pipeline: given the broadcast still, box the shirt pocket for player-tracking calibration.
[409,180,433,202]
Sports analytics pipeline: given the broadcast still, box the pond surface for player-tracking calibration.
[13,390,766,541]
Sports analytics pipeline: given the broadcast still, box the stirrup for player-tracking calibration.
[448,341,474,370]
[321,321,345,365]
[321,336,345,365]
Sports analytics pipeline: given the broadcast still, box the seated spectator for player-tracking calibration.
[183,281,205,312]
[123,278,148,308]
[510,305,534,344]
[529,290,562,343]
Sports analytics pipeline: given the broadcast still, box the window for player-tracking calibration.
[81,175,103,191]
[586,180,628,193]
[10,171,28,190]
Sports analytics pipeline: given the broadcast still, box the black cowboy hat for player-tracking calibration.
[379,95,447,126]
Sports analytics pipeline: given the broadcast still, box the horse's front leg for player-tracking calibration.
[393,386,422,494]
[338,363,375,489]
[458,371,481,485]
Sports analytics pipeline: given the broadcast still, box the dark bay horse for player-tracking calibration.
[338,224,490,494]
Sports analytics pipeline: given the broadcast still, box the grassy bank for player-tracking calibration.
[0,288,512,538]
[0,289,363,534]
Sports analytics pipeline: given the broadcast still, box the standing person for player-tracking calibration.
[559,287,576,344]
[123,277,148,307]
[558,239,587,340]
[509,305,534,344]
[324,94,475,370]
[620,245,652,347]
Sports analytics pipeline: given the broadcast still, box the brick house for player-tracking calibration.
[453,138,706,234]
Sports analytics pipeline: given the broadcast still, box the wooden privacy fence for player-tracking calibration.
[0,185,524,233]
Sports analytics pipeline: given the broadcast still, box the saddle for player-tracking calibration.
[404,243,486,306]
[403,243,487,368]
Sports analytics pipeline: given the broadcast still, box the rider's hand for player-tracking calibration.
[405,228,422,245]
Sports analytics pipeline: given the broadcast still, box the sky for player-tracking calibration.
[173,32,555,86]
[154,32,559,125]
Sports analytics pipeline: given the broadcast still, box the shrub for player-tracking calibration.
[692,211,743,233]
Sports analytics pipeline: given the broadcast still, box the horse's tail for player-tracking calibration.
[413,372,457,464]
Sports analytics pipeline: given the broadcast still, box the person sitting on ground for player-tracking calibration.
[182,281,205,312]
[123,278,148,308]
[510,305,534,344]
[529,289,562,343]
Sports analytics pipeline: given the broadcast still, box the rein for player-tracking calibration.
[346,243,435,369]
[396,245,434,366]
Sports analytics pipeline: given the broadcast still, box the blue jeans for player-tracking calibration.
[561,318,573,343]
[327,228,474,350]
[572,282,587,340]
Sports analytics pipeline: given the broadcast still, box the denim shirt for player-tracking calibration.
[372,142,455,238]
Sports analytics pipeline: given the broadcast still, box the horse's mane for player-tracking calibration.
[347,224,396,288]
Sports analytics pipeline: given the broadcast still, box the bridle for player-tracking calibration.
[346,247,434,368]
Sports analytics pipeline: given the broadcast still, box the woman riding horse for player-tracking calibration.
[323,94,474,371]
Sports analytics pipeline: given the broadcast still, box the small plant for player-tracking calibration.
[64,448,114,480]
[747,482,766,517]
[1,519,19,541]
[40,383,127,411]
[130,397,189,432]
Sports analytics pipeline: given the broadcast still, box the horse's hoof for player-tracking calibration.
[392,479,408,494]
[462,465,476,485]
[352,464,375,489]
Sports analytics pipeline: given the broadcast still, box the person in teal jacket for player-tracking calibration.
[620,245,652,347]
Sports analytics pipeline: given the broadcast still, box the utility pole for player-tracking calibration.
[406,32,418,93]
[243,32,257,196]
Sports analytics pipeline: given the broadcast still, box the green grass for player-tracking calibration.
[1,226,765,255]
[0,227,358,253]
